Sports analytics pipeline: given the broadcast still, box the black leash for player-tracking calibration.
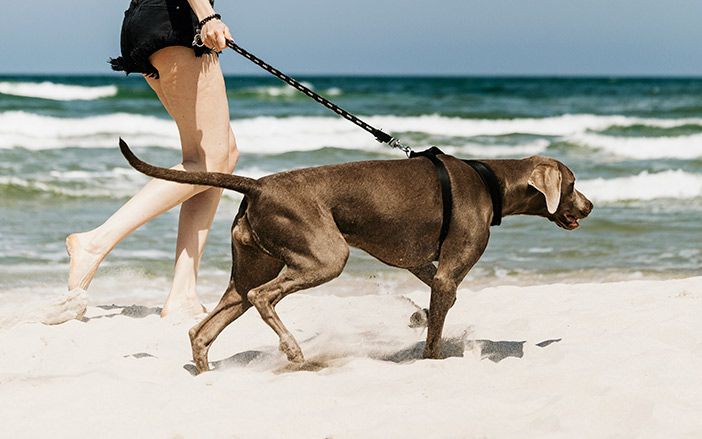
[224,40,413,155]
[216,39,503,252]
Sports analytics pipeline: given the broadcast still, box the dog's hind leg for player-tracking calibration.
[189,280,249,372]
[189,232,284,373]
[247,240,349,363]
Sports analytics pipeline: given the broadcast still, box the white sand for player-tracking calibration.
[2,277,702,438]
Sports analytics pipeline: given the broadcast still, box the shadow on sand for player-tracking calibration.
[182,337,563,375]
[375,337,468,363]
[376,337,562,363]
[83,304,163,322]
[183,350,275,376]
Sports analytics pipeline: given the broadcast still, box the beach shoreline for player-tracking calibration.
[2,275,701,438]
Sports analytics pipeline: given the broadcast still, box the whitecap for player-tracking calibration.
[569,133,702,159]
[0,111,548,157]
[445,139,549,157]
[578,170,702,202]
[324,87,343,96]
[0,81,117,101]
[4,111,702,159]
[0,165,272,199]
[241,81,315,98]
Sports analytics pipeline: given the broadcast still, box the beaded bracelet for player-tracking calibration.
[199,13,221,28]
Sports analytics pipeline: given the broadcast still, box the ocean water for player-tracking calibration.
[1,75,701,304]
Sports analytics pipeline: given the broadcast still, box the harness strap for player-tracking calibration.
[410,148,504,250]
[462,160,503,226]
[409,147,453,246]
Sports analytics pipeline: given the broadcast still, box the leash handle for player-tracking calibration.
[225,39,412,155]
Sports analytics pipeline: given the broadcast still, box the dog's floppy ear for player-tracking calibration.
[528,163,562,214]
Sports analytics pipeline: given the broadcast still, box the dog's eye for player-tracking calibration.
[568,182,575,192]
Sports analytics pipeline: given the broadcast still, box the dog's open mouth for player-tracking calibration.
[556,214,580,230]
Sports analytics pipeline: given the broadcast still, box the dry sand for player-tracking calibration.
[2,277,702,438]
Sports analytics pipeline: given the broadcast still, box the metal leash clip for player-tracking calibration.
[192,31,205,48]
[387,137,413,156]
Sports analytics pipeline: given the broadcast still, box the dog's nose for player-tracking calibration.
[581,199,593,217]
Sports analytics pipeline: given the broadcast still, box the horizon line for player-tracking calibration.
[1,71,702,79]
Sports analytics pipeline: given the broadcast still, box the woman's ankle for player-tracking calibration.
[68,230,111,257]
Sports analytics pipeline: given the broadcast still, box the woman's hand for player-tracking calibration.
[201,19,232,52]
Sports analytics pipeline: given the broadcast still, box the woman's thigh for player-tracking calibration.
[143,75,174,118]
[147,46,230,169]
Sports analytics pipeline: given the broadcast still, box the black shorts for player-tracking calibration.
[109,0,217,78]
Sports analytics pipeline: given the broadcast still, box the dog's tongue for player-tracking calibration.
[563,214,580,229]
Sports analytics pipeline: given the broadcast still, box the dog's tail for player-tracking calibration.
[119,138,260,195]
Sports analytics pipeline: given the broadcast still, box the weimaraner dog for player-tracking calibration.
[119,139,592,373]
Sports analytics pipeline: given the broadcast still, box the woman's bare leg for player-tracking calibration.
[67,47,236,316]
[145,75,239,316]
[162,128,238,316]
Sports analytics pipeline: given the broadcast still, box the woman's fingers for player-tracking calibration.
[200,21,230,51]
[204,30,216,50]
[215,32,227,51]
[223,26,233,44]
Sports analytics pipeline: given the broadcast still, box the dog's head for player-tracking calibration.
[526,158,593,230]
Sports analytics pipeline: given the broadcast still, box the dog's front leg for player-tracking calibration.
[423,273,459,359]
[423,244,485,359]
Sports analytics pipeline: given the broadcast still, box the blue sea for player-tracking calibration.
[0,75,700,304]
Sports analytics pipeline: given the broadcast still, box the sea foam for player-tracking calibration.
[241,81,317,98]
[572,133,702,160]
[2,111,702,159]
[0,111,545,154]
[0,81,117,101]
[0,166,272,199]
[579,170,702,202]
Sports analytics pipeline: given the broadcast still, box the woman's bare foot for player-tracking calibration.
[41,289,89,325]
[160,298,207,318]
[66,233,107,291]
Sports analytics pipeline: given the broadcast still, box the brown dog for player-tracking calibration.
[119,139,592,373]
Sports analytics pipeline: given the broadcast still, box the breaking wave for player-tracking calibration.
[570,133,702,159]
[2,111,702,159]
[0,166,271,200]
[0,82,117,101]
[579,170,702,202]
[238,82,342,98]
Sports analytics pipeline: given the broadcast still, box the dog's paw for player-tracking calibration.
[279,334,305,363]
[409,308,429,328]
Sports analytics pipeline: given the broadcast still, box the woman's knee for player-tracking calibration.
[180,144,225,172]
[204,136,238,174]
[181,142,237,174]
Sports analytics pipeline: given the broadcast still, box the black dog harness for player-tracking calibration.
[410,147,503,249]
